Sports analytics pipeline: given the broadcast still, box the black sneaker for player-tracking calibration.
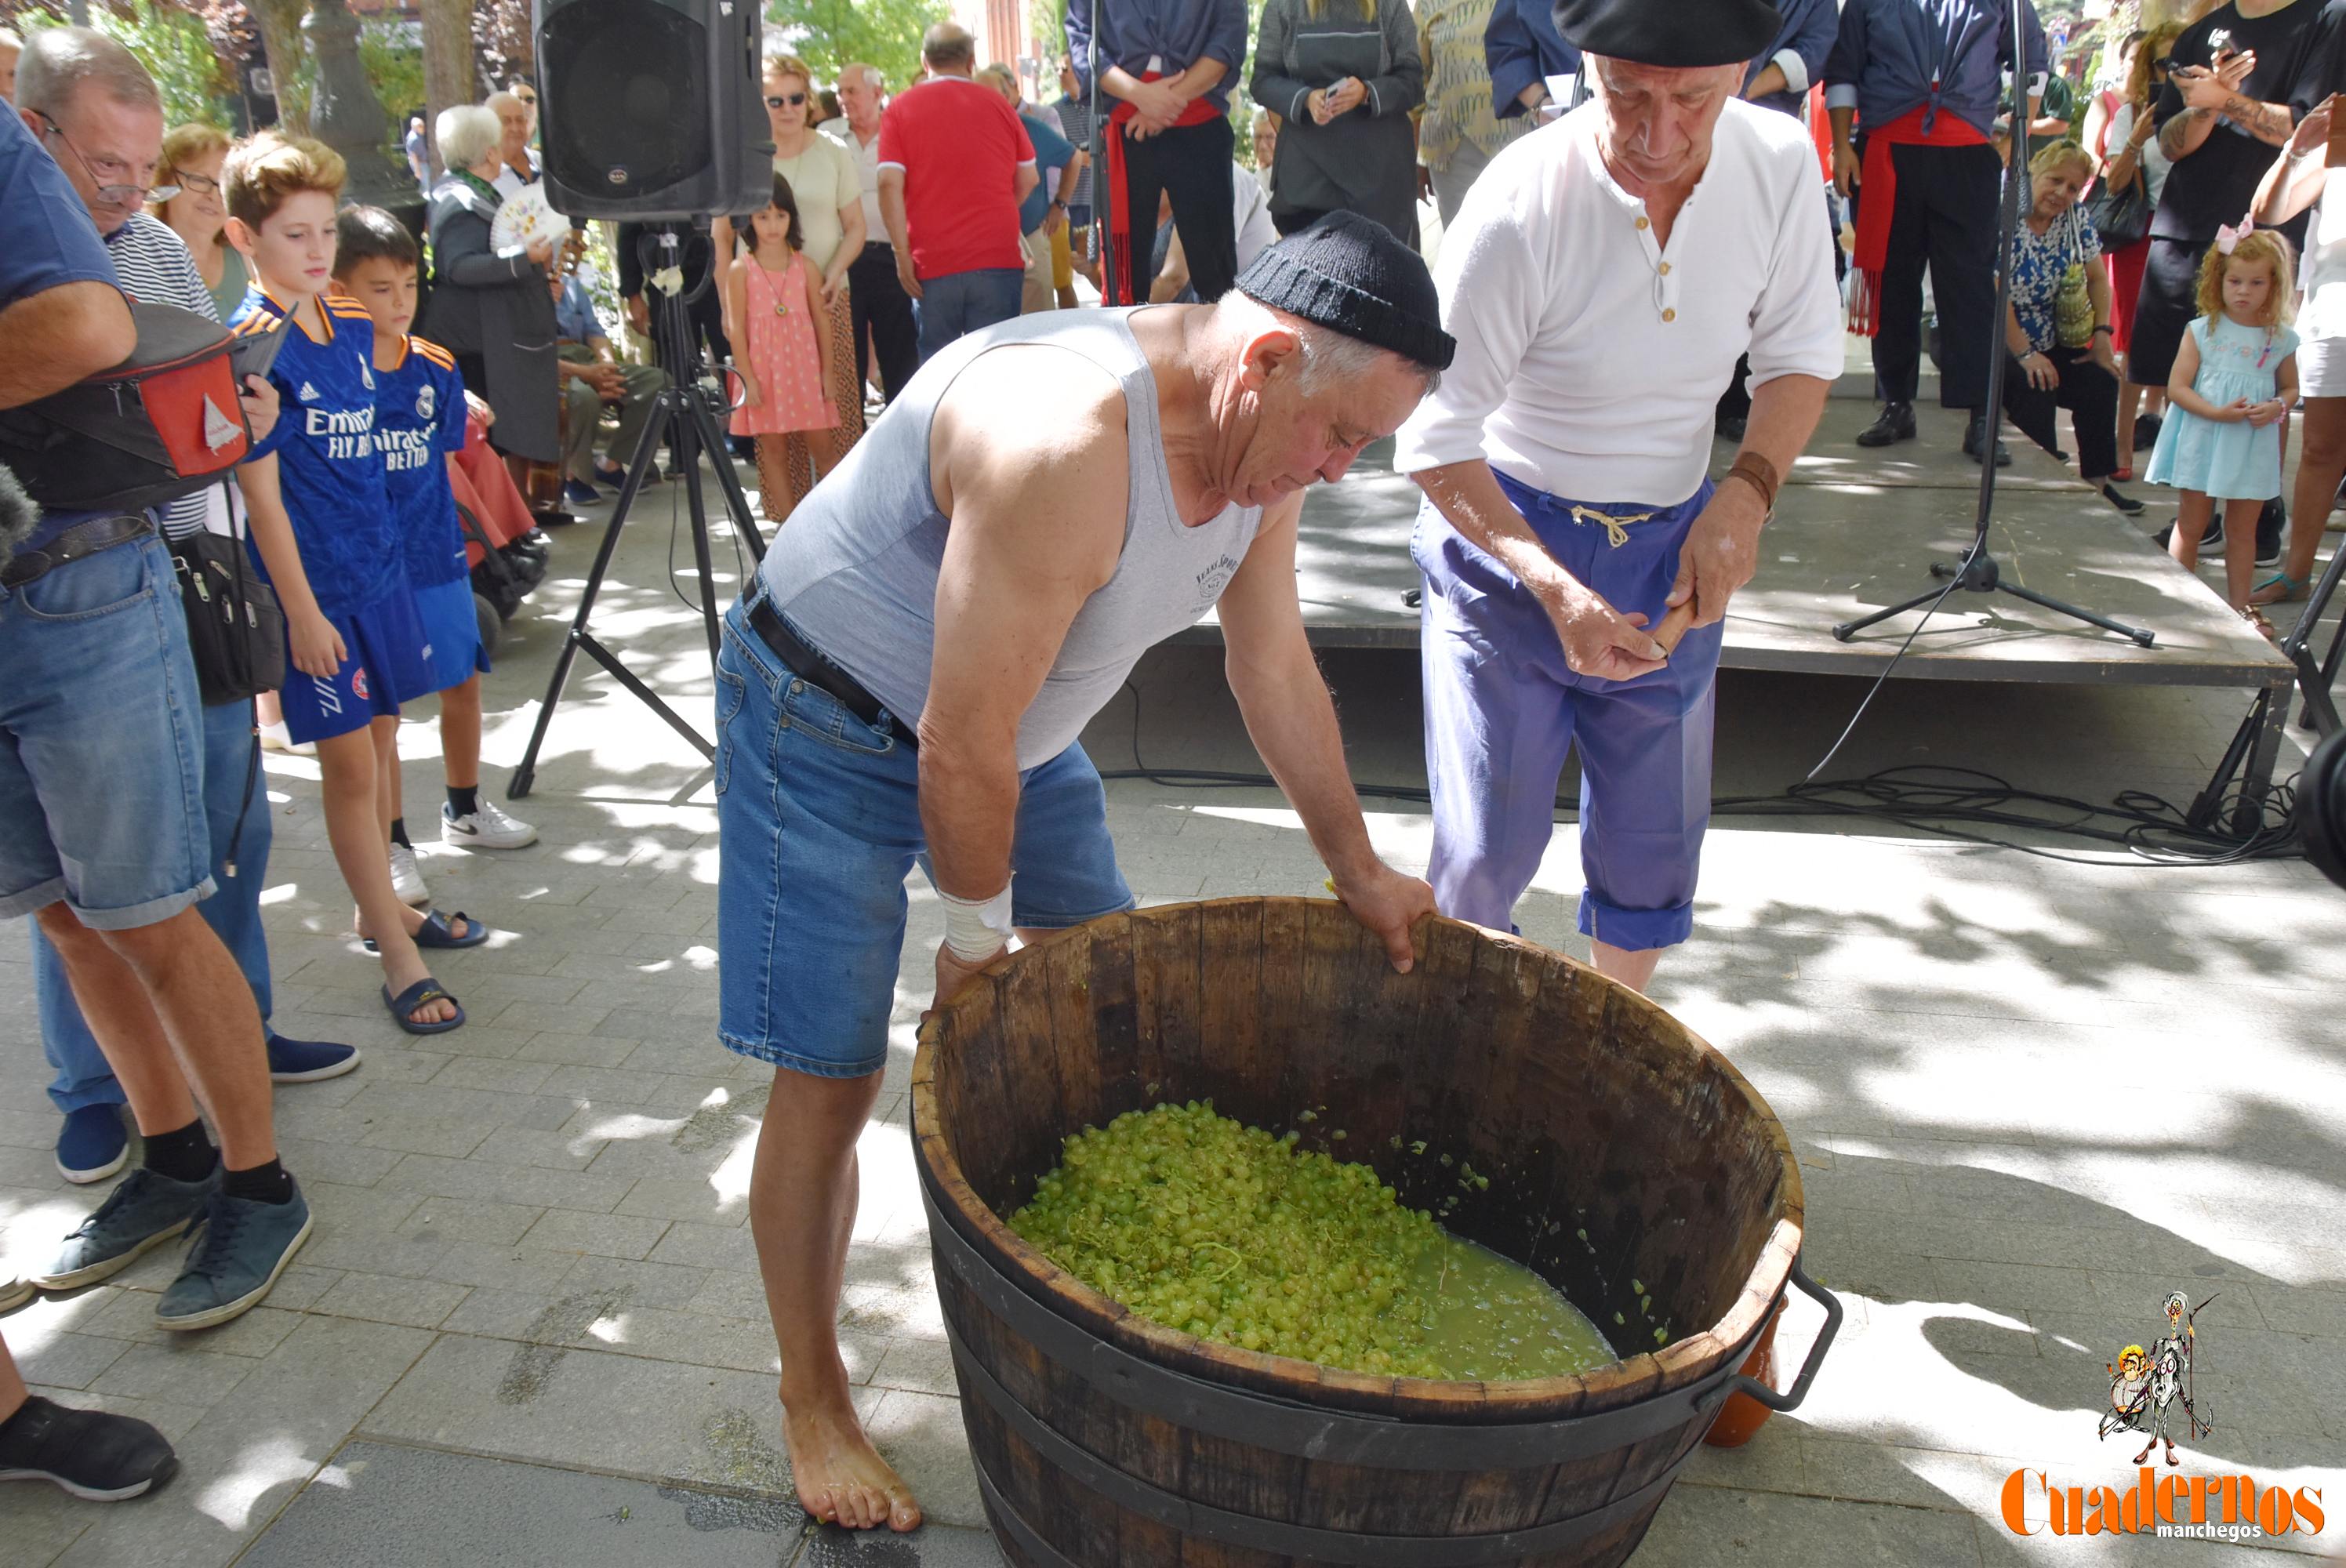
[2256,499,2286,567]
[1963,416,2012,467]
[0,1396,177,1501]
[1856,402,1916,447]
[2154,514,2223,550]
[2101,483,2145,516]
[2134,413,2163,452]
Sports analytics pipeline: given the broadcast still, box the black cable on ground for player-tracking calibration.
[1098,681,2308,869]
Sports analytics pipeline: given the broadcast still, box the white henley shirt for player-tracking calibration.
[1394,99,1843,506]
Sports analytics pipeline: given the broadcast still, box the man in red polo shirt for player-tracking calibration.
[878,24,1039,364]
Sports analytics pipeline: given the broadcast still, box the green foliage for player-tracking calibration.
[360,17,424,159]
[361,19,426,122]
[765,0,947,93]
[14,0,234,126]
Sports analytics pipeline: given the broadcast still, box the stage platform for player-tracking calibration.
[1175,398,2304,811]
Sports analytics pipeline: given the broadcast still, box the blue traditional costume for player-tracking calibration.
[1826,0,2047,442]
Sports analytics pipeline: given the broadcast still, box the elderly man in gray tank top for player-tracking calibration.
[712,212,1451,1533]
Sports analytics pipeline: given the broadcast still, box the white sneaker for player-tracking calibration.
[258,720,314,758]
[388,843,430,905]
[442,799,537,850]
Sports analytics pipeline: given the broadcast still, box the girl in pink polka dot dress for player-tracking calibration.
[724,172,837,524]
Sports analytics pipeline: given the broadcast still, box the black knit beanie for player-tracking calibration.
[1234,212,1454,372]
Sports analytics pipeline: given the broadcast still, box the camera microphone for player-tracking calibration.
[0,460,41,579]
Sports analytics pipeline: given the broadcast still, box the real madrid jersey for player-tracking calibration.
[231,286,398,619]
[372,335,470,589]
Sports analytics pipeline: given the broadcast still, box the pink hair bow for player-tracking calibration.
[2216,215,2255,255]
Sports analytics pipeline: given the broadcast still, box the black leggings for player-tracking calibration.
[2002,344,2122,480]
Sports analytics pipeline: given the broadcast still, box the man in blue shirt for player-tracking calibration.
[979,63,1083,313]
[1066,0,1248,306]
[552,269,668,500]
[1716,0,1840,440]
[1828,0,2048,462]
[1,51,313,1363]
[1484,0,1580,122]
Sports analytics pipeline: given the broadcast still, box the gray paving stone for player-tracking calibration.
[1637,1483,1984,1568]
[242,1443,803,1568]
[518,1208,672,1261]
[310,1269,472,1329]
[795,1523,1009,1567]
[391,1196,548,1249]
[12,1330,130,1392]
[88,1341,255,1406]
[358,1332,797,1496]
[383,1152,634,1212]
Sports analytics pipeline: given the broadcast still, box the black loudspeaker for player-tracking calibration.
[533,0,769,221]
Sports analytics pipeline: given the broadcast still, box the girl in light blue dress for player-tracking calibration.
[2144,226,2298,633]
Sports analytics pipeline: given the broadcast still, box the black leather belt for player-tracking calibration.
[2,514,153,590]
[748,596,914,749]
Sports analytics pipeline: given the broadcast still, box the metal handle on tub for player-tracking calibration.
[1723,1254,1842,1414]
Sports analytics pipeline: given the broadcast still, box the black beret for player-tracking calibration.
[1552,0,1784,70]
[1233,211,1454,372]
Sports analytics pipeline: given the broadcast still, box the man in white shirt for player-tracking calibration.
[826,61,919,401]
[487,90,539,198]
[1394,0,1839,993]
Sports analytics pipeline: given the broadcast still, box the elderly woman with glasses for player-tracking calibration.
[151,122,247,318]
[717,54,866,514]
[1999,140,2142,514]
[422,103,561,488]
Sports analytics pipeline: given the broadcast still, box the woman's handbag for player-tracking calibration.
[169,483,285,706]
[2055,210,2099,350]
[2085,167,2152,250]
[2056,260,2098,348]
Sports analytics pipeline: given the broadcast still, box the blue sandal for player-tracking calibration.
[362,910,492,953]
[383,978,464,1035]
[2252,572,2311,605]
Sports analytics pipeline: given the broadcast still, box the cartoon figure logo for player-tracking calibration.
[2099,1290,2213,1467]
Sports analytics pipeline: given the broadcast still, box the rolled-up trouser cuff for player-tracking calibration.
[1576,891,1694,953]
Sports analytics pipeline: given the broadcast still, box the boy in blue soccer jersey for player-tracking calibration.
[332,206,536,910]
[223,133,489,1036]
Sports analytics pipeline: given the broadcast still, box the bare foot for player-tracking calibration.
[784,1399,921,1533]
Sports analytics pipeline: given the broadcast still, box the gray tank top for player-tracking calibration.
[757,310,1263,769]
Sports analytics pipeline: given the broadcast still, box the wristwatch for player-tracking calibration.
[1051,198,1068,211]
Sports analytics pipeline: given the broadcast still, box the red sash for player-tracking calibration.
[1848,106,1992,337]
[1102,72,1218,306]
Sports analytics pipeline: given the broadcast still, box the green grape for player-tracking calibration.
[1006,1102,1616,1381]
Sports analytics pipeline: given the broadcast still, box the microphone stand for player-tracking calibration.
[1833,0,2155,649]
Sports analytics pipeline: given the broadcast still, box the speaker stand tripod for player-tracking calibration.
[2186,524,2346,833]
[1832,0,2154,653]
[510,226,765,799]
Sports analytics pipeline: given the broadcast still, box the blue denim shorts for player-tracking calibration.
[714,592,1133,1079]
[0,533,215,929]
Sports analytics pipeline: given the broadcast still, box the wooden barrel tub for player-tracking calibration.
[912,898,1839,1567]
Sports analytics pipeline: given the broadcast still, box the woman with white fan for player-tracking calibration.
[421,104,561,489]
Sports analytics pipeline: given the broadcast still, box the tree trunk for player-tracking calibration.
[249,0,310,133]
[419,0,477,180]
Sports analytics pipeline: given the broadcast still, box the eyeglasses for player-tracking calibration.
[766,92,808,108]
[151,168,220,203]
[32,112,162,206]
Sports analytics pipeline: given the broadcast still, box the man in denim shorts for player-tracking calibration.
[0,92,311,1345]
[717,215,1450,1534]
